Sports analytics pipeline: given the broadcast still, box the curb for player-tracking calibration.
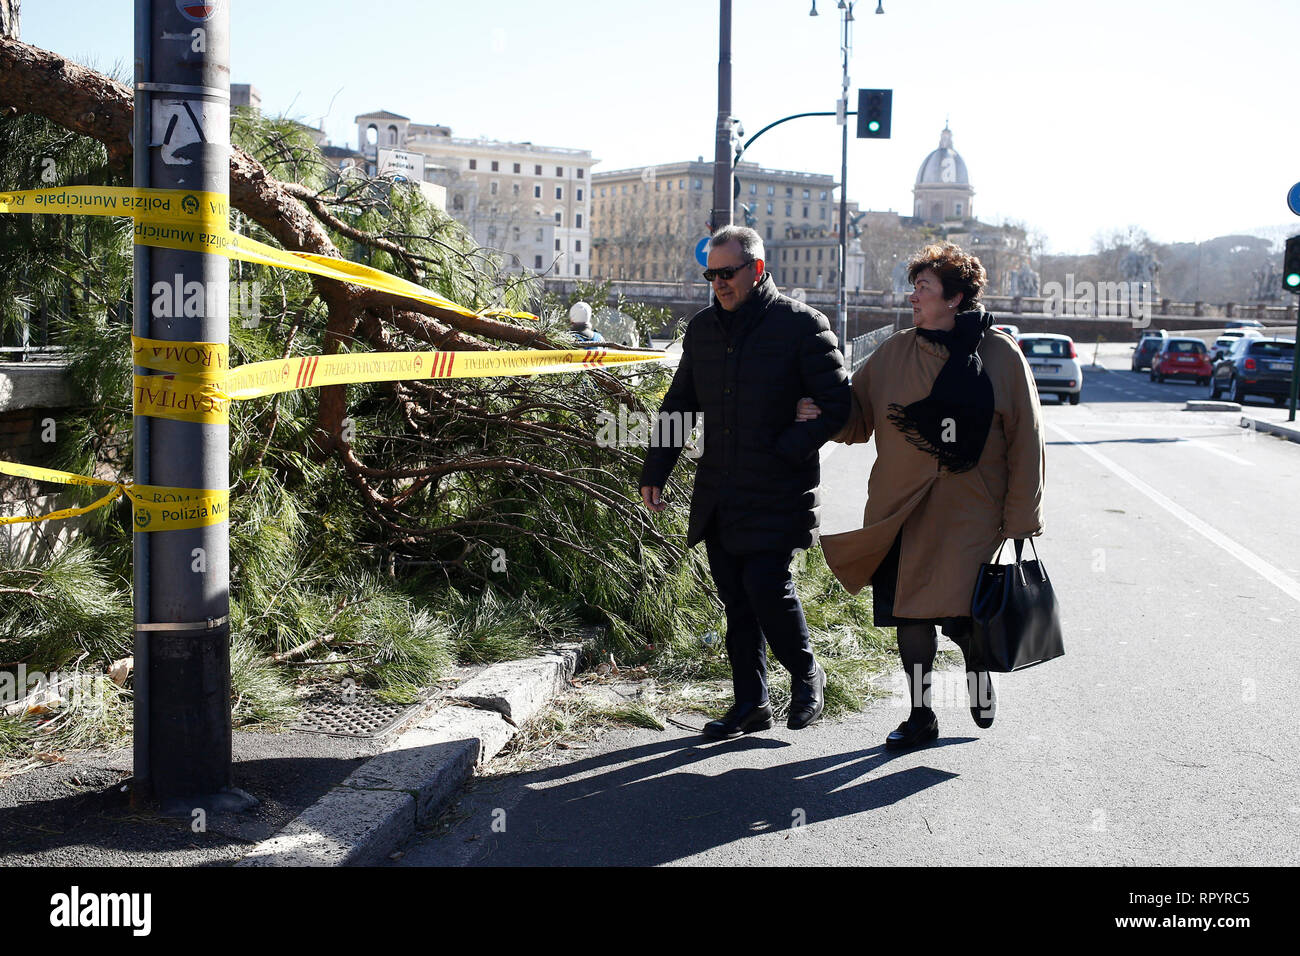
[235,643,582,867]
[1241,415,1300,444]
[1185,400,1241,412]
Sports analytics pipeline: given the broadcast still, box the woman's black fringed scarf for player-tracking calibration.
[886,306,996,473]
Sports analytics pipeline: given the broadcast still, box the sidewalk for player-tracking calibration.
[1239,408,1300,444]
[0,644,581,866]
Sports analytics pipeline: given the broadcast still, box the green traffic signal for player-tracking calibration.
[856,88,892,139]
[1286,235,1300,294]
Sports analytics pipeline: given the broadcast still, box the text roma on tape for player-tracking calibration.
[0,460,227,533]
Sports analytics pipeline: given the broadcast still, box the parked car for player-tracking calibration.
[1209,337,1296,405]
[992,323,1019,337]
[1130,330,1167,371]
[1150,337,1212,384]
[1017,333,1082,404]
[1225,319,1265,330]
[1210,329,1258,361]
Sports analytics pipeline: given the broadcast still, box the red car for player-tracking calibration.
[1150,337,1212,385]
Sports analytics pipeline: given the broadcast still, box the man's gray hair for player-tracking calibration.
[709,225,765,264]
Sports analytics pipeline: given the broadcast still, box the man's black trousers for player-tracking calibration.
[704,523,817,706]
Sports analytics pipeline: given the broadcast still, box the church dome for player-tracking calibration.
[915,126,969,186]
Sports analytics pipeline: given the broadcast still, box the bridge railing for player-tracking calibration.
[848,325,895,373]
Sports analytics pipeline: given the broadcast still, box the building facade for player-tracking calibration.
[590,160,861,287]
[766,235,866,294]
[354,111,595,276]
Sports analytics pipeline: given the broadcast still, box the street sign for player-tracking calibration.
[377,148,425,183]
[1288,182,1300,217]
[695,236,710,267]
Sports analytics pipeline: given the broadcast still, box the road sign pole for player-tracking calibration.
[1289,296,1299,422]
[133,0,249,814]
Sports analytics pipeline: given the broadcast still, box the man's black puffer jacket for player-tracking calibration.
[641,272,850,554]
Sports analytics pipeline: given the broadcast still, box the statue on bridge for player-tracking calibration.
[1251,262,1281,301]
[1008,264,1040,298]
[1119,249,1160,294]
[891,259,911,295]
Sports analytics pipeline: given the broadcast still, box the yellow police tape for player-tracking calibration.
[0,185,536,322]
[130,334,661,424]
[1,185,670,523]
[0,460,228,532]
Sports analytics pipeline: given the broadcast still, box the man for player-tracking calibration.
[640,225,850,738]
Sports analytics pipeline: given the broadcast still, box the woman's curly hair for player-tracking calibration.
[906,241,987,310]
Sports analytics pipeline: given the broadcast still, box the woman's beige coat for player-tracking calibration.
[820,327,1045,617]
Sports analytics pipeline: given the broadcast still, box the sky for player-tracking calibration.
[17,0,1300,255]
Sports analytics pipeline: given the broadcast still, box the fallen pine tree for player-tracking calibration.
[0,35,891,760]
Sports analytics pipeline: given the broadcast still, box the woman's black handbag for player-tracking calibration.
[969,538,1064,672]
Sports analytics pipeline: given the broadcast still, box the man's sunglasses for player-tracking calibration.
[702,259,754,282]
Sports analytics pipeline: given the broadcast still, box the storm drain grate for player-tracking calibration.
[290,699,427,738]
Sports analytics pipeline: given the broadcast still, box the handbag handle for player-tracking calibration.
[995,537,1041,563]
[993,538,1025,563]
[1010,537,1047,586]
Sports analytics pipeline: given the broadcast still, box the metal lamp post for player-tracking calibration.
[711,0,734,233]
[812,0,883,354]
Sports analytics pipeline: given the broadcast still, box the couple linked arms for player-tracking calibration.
[639,313,851,511]
[797,354,874,445]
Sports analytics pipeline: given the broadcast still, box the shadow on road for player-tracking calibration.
[413,730,972,866]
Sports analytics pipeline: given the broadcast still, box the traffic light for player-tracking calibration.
[856,88,892,139]
[1285,235,1300,294]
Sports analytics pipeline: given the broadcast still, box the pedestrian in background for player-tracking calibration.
[569,313,604,345]
[641,225,850,738]
[798,241,1044,749]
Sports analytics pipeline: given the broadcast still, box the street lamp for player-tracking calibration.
[812,2,879,353]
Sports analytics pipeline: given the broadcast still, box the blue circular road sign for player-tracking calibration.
[1288,182,1300,217]
[694,236,710,267]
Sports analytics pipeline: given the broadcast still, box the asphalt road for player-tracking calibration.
[390,345,1300,867]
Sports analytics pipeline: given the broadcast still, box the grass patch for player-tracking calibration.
[0,673,132,764]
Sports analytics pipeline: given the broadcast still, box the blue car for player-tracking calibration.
[1209,337,1296,405]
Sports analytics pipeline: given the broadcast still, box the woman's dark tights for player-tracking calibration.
[897,623,937,716]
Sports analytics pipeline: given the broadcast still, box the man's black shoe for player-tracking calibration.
[968,670,996,729]
[884,709,939,750]
[703,701,774,739]
[787,663,827,730]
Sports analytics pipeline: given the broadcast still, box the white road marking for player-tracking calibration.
[1058,421,1233,430]
[1181,438,1254,466]
[1048,421,1300,605]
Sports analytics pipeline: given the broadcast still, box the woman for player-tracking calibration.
[797,241,1044,749]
